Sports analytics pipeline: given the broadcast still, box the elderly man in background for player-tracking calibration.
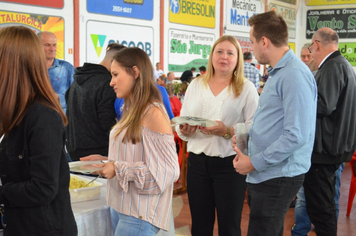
[166,71,176,84]
[300,43,313,65]
[37,31,75,113]
[304,27,356,236]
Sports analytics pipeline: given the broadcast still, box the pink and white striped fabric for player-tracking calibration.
[107,125,180,231]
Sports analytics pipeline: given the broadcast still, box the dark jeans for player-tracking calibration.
[304,163,340,236]
[247,174,304,236]
[187,153,246,236]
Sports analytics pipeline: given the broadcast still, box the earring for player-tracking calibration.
[234,71,237,76]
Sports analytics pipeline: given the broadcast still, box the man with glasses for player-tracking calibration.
[300,43,313,65]
[304,27,356,236]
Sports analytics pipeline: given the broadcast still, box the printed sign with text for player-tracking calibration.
[168,29,215,72]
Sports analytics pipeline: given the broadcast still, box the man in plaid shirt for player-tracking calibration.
[243,51,260,90]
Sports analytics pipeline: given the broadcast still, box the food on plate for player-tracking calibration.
[69,175,96,189]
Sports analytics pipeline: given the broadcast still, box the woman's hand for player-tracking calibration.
[200,121,227,136]
[93,162,116,179]
[179,123,198,137]
[80,154,108,161]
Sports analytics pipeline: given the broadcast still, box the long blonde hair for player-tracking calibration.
[201,35,245,97]
[0,26,67,135]
[113,47,162,144]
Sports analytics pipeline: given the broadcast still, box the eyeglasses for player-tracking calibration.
[308,40,321,53]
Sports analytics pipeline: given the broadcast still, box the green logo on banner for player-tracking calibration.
[91,34,107,57]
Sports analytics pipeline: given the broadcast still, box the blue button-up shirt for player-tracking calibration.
[247,50,317,184]
[48,58,75,113]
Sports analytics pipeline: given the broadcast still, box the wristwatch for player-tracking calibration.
[223,127,231,139]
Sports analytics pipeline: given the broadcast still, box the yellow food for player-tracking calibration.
[69,176,95,189]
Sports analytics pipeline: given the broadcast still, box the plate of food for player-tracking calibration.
[172,116,218,127]
[69,161,104,174]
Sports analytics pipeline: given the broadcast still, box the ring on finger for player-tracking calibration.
[208,132,211,135]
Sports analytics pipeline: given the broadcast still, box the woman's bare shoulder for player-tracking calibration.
[142,104,172,134]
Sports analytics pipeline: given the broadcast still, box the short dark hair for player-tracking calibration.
[106,43,126,52]
[243,52,252,60]
[199,66,206,72]
[191,67,196,71]
[248,10,288,47]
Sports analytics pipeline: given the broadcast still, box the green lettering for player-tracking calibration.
[348,15,356,29]
[170,39,178,53]
[187,1,191,15]
[308,16,319,30]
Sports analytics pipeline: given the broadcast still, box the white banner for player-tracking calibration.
[168,29,215,72]
[226,0,263,33]
[86,20,154,64]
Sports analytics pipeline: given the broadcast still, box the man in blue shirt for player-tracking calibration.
[38,31,75,113]
[233,11,317,236]
[243,51,260,89]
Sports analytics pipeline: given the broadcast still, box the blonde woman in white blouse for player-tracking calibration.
[86,47,180,236]
[177,35,259,236]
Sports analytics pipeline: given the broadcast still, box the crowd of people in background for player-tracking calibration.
[0,9,356,236]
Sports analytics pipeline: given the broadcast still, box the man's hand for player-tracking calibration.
[233,146,255,175]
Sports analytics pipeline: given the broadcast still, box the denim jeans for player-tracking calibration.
[110,208,160,236]
[291,186,311,236]
[292,163,344,236]
[247,174,304,236]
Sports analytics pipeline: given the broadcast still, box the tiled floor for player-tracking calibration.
[172,162,356,236]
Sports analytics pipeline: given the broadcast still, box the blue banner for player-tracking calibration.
[87,0,153,20]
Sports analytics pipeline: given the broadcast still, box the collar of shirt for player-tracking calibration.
[50,58,60,69]
[268,49,294,75]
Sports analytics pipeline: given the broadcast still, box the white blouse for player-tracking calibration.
[177,78,259,158]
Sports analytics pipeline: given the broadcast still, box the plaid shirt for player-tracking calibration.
[244,62,260,89]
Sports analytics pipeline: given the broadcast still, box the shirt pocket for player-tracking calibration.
[5,145,27,181]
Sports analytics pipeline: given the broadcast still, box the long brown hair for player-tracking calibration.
[0,26,67,135]
[113,47,162,144]
[202,35,245,97]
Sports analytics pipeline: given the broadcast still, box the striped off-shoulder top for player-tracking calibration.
[106,103,180,231]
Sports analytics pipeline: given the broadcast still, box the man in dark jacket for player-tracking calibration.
[180,67,196,82]
[65,43,125,161]
[304,27,356,236]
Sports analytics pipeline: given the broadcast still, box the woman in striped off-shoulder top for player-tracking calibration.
[85,47,180,236]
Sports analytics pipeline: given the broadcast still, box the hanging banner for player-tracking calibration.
[169,0,216,28]
[168,29,215,72]
[339,42,356,66]
[269,3,297,38]
[306,0,355,6]
[288,42,295,54]
[235,36,253,53]
[226,0,262,33]
[0,0,63,8]
[0,11,65,59]
[87,20,154,64]
[87,0,153,20]
[306,8,356,39]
